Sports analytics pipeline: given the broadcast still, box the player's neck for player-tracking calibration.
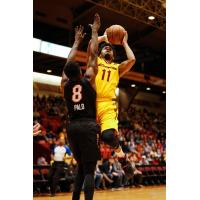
[103,58,112,64]
[70,77,81,82]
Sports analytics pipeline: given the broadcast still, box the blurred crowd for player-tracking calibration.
[33,95,166,190]
[33,95,67,119]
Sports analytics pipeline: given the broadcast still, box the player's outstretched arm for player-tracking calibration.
[119,31,136,77]
[61,26,86,94]
[86,15,106,63]
[85,13,101,89]
[67,25,86,62]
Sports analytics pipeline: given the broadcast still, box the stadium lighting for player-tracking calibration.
[33,38,42,52]
[146,87,151,91]
[47,69,52,73]
[33,38,71,58]
[33,72,61,86]
[162,91,166,94]
[131,84,136,87]
[148,16,155,20]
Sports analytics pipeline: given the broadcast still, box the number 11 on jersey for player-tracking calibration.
[101,69,111,82]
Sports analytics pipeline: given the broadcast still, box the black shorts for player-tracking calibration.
[67,120,101,164]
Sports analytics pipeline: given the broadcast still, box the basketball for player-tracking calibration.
[106,25,126,45]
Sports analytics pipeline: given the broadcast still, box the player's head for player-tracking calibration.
[64,61,81,80]
[98,42,116,62]
[58,137,65,145]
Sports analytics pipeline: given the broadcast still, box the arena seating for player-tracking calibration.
[33,165,75,194]
[33,95,166,194]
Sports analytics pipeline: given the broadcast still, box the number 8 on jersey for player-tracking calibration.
[72,85,82,103]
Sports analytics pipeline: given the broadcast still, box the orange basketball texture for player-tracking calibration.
[106,25,126,45]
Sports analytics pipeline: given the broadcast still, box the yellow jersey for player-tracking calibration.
[95,57,119,101]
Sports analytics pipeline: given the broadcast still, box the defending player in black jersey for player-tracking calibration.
[61,14,100,200]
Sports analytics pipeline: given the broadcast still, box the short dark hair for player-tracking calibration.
[98,42,116,59]
[64,61,80,79]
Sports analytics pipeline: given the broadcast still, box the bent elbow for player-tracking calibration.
[129,58,136,66]
[127,59,136,69]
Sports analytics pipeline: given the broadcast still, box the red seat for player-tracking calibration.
[157,166,162,171]
[145,166,151,171]
[137,167,144,172]
[40,169,49,175]
[151,166,157,171]
[33,169,43,181]
[40,168,49,180]
[38,140,46,145]
[33,169,40,176]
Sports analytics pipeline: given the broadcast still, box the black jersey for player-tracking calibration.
[64,77,96,120]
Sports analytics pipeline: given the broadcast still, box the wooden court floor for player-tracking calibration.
[33,186,166,200]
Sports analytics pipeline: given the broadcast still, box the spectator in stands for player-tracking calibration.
[128,139,135,153]
[46,129,55,139]
[144,142,152,154]
[94,160,104,190]
[102,157,120,189]
[138,155,149,165]
[146,154,153,164]
[33,95,166,189]
[113,156,125,187]
[129,155,143,187]
[48,137,72,196]
[150,155,160,165]
[37,155,48,166]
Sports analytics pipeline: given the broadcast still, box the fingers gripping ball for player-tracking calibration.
[106,25,126,45]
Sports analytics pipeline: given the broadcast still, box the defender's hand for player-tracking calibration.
[75,25,86,43]
[92,13,101,31]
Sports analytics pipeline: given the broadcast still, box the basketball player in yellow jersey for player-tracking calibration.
[88,31,136,157]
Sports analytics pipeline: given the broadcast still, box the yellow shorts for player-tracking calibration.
[96,101,118,134]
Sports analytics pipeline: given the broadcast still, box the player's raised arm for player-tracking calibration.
[86,14,105,63]
[119,31,136,77]
[85,13,101,89]
[67,25,86,62]
[61,26,86,94]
